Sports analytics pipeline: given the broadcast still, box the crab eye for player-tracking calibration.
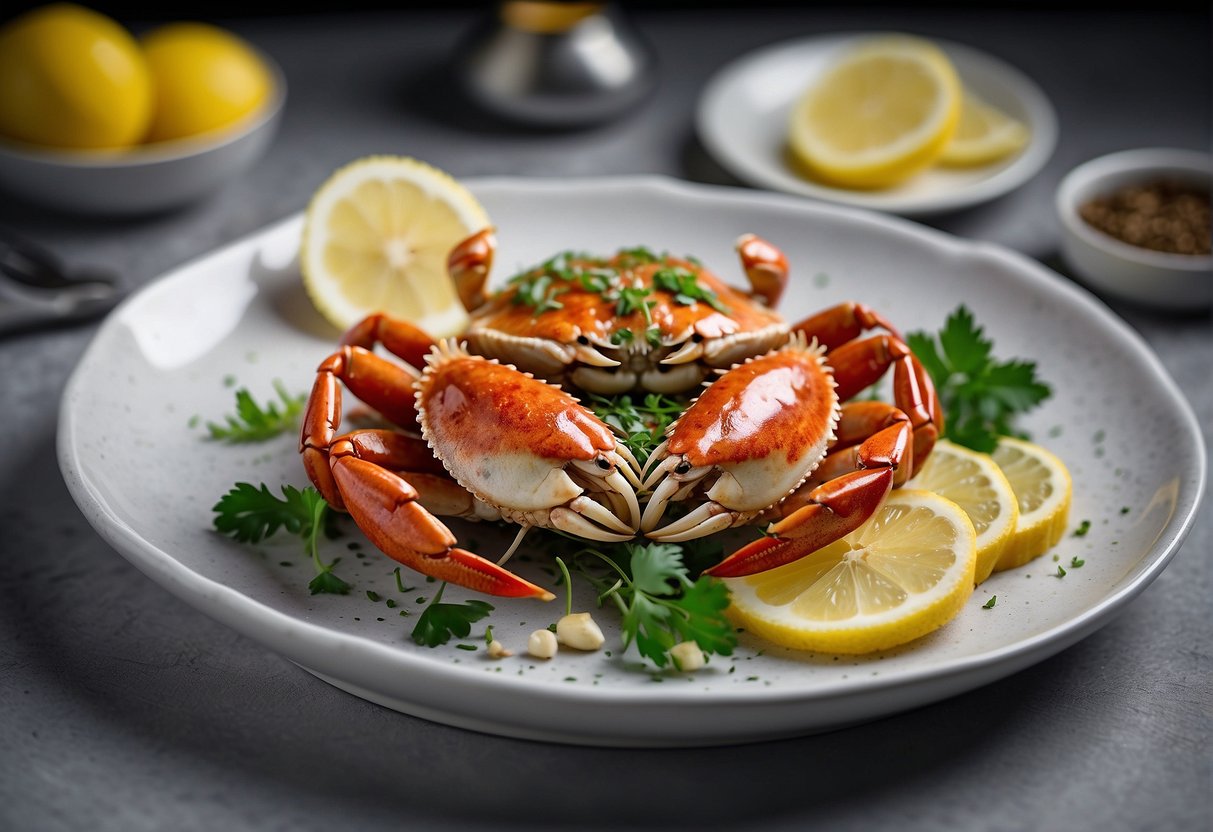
[691,333,704,343]
[596,458,611,470]
[675,461,691,474]
[577,335,590,345]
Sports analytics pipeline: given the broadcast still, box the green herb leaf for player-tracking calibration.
[1072,519,1091,537]
[212,482,321,543]
[411,582,495,647]
[906,306,1052,453]
[206,381,306,443]
[309,569,352,595]
[651,266,729,313]
[1070,556,1085,568]
[212,482,350,593]
[983,595,997,609]
[561,540,736,668]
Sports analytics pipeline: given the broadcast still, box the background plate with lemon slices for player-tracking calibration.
[697,33,1057,216]
[59,177,1202,746]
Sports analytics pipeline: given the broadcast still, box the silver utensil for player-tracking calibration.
[0,229,121,336]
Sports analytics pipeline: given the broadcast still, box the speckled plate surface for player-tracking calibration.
[697,34,1058,216]
[58,176,1204,746]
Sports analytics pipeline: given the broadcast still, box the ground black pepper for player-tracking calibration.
[1079,180,1211,256]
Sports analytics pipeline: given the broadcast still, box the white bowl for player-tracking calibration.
[1056,148,1212,311]
[0,56,285,217]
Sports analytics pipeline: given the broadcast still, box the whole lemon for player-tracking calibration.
[0,3,152,150]
[141,22,273,143]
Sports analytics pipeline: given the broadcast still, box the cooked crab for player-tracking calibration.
[299,231,941,598]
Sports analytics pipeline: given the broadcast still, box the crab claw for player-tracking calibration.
[736,233,789,308]
[331,448,554,599]
[705,468,894,578]
[643,335,839,541]
[417,340,642,543]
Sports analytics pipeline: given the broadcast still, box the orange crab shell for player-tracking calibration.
[466,255,784,347]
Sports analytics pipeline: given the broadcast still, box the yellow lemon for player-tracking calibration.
[300,156,490,336]
[939,89,1030,167]
[723,490,977,654]
[788,35,961,189]
[910,439,1019,585]
[0,3,152,149]
[141,22,272,143]
[990,437,1072,571]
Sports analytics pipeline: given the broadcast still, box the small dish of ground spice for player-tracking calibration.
[1057,148,1212,311]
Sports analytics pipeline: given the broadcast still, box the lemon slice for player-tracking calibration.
[723,490,977,654]
[938,89,1030,167]
[990,437,1072,571]
[300,156,489,336]
[910,439,1019,585]
[787,36,961,189]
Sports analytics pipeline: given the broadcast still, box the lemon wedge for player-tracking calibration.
[990,437,1072,571]
[723,490,977,654]
[910,439,1019,584]
[938,89,1030,167]
[300,156,489,335]
[787,36,961,189]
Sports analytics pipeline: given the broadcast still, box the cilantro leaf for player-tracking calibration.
[411,582,495,647]
[206,381,306,443]
[907,305,1052,453]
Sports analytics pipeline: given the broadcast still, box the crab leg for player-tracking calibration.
[340,312,437,372]
[790,301,904,351]
[826,335,941,477]
[448,228,496,312]
[704,468,895,578]
[329,450,553,599]
[809,401,915,488]
[736,233,790,308]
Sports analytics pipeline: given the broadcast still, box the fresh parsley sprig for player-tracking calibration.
[411,581,494,647]
[212,483,350,594]
[564,541,735,668]
[907,306,1051,453]
[206,380,306,443]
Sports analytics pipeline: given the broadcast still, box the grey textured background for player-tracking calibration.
[1,7,1209,831]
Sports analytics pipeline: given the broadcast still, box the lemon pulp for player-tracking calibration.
[910,439,1019,584]
[788,36,961,189]
[991,437,1073,571]
[723,490,977,654]
[301,156,490,336]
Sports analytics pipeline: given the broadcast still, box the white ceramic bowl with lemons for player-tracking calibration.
[0,57,285,217]
[1056,148,1212,311]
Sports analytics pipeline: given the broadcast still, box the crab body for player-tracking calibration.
[300,231,941,598]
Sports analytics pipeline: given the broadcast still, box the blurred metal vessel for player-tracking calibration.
[455,2,656,127]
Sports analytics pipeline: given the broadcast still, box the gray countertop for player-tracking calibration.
[1,7,1209,831]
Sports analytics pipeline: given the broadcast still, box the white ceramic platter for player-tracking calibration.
[59,177,1204,746]
[697,34,1058,216]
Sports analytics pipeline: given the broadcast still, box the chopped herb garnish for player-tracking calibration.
[982,595,997,609]
[206,381,306,443]
[907,306,1052,453]
[1072,519,1091,537]
[588,392,687,464]
[651,266,729,312]
[1120,506,1131,515]
[366,590,381,602]
[1070,557,1085,568]
[1056,565,1067,578]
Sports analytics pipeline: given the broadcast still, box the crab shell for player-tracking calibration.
[462,251,789,395]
